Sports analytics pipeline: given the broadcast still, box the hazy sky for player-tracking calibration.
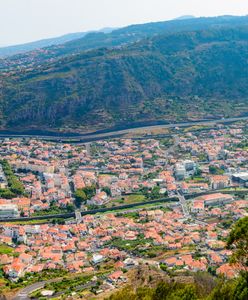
[0,0,247,47]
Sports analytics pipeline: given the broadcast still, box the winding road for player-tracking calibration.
[13,280,51,300]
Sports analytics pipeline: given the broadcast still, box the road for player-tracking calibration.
[177,191,190,218]
[13,280,51,300]
[0,196,179,223]
[177,191,208,225]
[0,116,248,142]
[164,134,179,156]
[85,143,91,156]
[12,274,99,300]
[0,188,246,223]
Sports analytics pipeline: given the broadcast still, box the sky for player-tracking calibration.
[0,0,247,47]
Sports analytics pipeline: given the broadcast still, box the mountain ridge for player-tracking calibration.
[2,15,248,73]
[0,27,116,58]
[174,15,196,20]
[1,16,248,133]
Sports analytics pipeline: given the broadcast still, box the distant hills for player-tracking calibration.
[0,32,89,58]
[0,28,116,58]
[1,15,248,133]
[0,17,195,58]
[174,15,196,20]
[2,15,248,73]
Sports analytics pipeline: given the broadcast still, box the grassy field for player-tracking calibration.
[1,219,53,225]
[125,194,146,204]
[106,194,146,207]
[220,187,248,191]
[29,270,110,299]
[0,244,14,255]
[110,194,146,206]
[100,202,174,218]
[186,177,208,183]
[0,217,76,225]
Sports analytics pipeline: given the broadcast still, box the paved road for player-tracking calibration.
[164,135,179,156]
[85,143,91,156]
[177,191,208,225]
[177,191,190,218]
[0,196,179,223]
[0,116,248,142]
[13,281,49,300]
[1,188,246,223]
[13,277,96,300]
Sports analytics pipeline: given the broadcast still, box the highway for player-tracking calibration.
[0,116,248,142]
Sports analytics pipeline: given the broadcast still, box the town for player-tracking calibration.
[0,120,248,298]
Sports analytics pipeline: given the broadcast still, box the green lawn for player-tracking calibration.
[220,187,248,191]
[125,194,146,204]
[4,269,69,292]
[6,219,53,225]
[107,237,153,252]
[186,177,208,183]
[44,274,93,294]
[112,194,145,205]
[0,244,14,255]
[101,202,174,217]
[108,194,146,207]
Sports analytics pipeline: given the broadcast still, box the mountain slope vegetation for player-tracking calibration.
[2,15,248,72]
[1,17,248,132]
[0,28,116,58]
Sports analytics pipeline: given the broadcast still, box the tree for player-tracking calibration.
[153,282,197,300]
[150,186,161,200]
[194,167,202,177]
[208,278,234,300]
[227,216,248,268]
[102,186,111,196]
[9,177,25,195]
[66,204,74,212]
[170,284,197,300]
[209,273,248,300]
[74,189,87,208]
[108,286,137,300]
[232,272,248,300]
[209,165,224,175]
[83,185,96,198]
[0,159,25,196]
[0,188,15,199]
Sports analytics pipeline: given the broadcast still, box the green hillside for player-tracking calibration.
[2,15,248,72]
[1,19,248,132]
